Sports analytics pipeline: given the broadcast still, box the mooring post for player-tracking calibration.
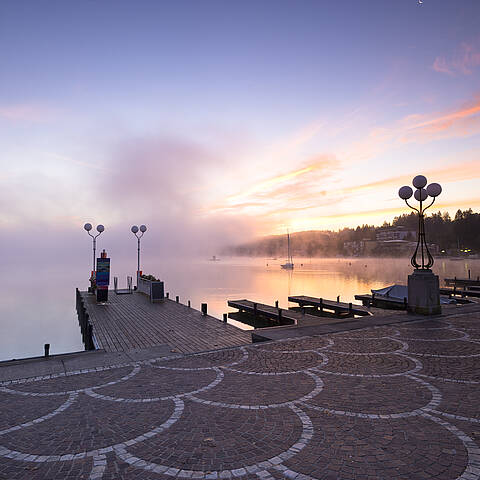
[275,300,279,308]
[349,302,352,314]
[253,302,257,317]
[44,343,50,357]
[337,295,340,303]
[278,308,282,323]
[201,303,208,316]
[223,313,228,323]
[319,298,323,313]
[468,269,471,280]
[87,323,93,350]
[188,300,191,308]
[166,292,169,299]
[176,295,179,303]
[403,297,407,309]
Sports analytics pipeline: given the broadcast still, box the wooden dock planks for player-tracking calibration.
[288,295,370,316]
[228,299,301,323]
[80,291,251,354]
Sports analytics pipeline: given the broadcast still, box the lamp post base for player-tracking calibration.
[407,269,441,315]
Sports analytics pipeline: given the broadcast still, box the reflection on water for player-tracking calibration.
[1,256,479,361]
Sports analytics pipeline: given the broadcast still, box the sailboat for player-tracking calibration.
[281,231,294,269]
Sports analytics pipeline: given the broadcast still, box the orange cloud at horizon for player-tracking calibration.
[219,155,336,207]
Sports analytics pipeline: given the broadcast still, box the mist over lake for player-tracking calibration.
[1,256,478,362]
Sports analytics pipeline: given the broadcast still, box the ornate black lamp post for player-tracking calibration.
[398,175,442,270]
[398,175,442,315]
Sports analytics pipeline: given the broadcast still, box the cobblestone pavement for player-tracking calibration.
[1,312,480,479]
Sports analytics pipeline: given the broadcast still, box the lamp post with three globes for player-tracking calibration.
[398,175,442,315]
[131,225,147,284]
[398,175,442,270]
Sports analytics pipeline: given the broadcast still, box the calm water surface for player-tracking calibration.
[1,257,478,361]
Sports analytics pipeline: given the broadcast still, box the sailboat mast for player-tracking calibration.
[287,231,291,263]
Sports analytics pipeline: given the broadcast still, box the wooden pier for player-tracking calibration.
[227,299,297,325]
[354,294,407,310]
[79,290,251,354]
[227,299,366,328]
[288,295,370,317]
[444,277,480,287]
[439,287,480,299]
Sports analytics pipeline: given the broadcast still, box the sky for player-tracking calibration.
[1,0,480,258]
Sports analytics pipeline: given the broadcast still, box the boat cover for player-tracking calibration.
[371,284,455,304]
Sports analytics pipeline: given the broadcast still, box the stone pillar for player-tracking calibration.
[407,269,441,315]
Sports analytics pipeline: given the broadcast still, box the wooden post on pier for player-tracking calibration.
[223,313,227,323]
[319,298,323,314]
[166,292,169,299]
[176,295,179,303]
[278,308,282,323]
[44,343,50,357]
[253,302,257,318]
[275,300,279,308]
[201,303,208,316]
[337,295,340,303]
[348,303,352,315]
[188,300,191,308]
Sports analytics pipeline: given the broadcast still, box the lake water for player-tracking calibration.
[1,256,478,362]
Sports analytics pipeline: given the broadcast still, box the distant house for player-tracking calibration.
[376,226,415,242]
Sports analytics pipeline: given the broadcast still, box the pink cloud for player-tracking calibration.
[0,103,57,122]
[433,41,480,76]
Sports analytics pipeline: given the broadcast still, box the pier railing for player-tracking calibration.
[75,288,96,350]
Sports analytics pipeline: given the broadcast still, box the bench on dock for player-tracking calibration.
[288,295,370,317]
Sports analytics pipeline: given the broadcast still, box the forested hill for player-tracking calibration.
[223,209,480,257]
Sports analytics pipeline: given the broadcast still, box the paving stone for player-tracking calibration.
[0,308,479,479]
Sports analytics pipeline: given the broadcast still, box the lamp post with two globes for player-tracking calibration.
[84,223,105,291]
[131,225,147,284]
[83,223,105,274]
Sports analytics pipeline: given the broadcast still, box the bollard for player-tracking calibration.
[223,313,228,323]
[349,302,352,314]
[44,343,50,357]
[403,297,407,309]
[337,295,340,303]
[468,270,471,280]
[319,298,323,313]
[201,303,208,316]
[87,324,94,350]
[166,292,169,299]
[275,300,279,308]
[253,302,257,317]
[278,308,282,323]
[176,295,179,303]
[188,300,191,308]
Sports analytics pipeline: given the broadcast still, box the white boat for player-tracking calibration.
[372,284,455,304]
[281,231,294,269]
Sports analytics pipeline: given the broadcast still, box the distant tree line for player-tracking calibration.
[223,209,480,257]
